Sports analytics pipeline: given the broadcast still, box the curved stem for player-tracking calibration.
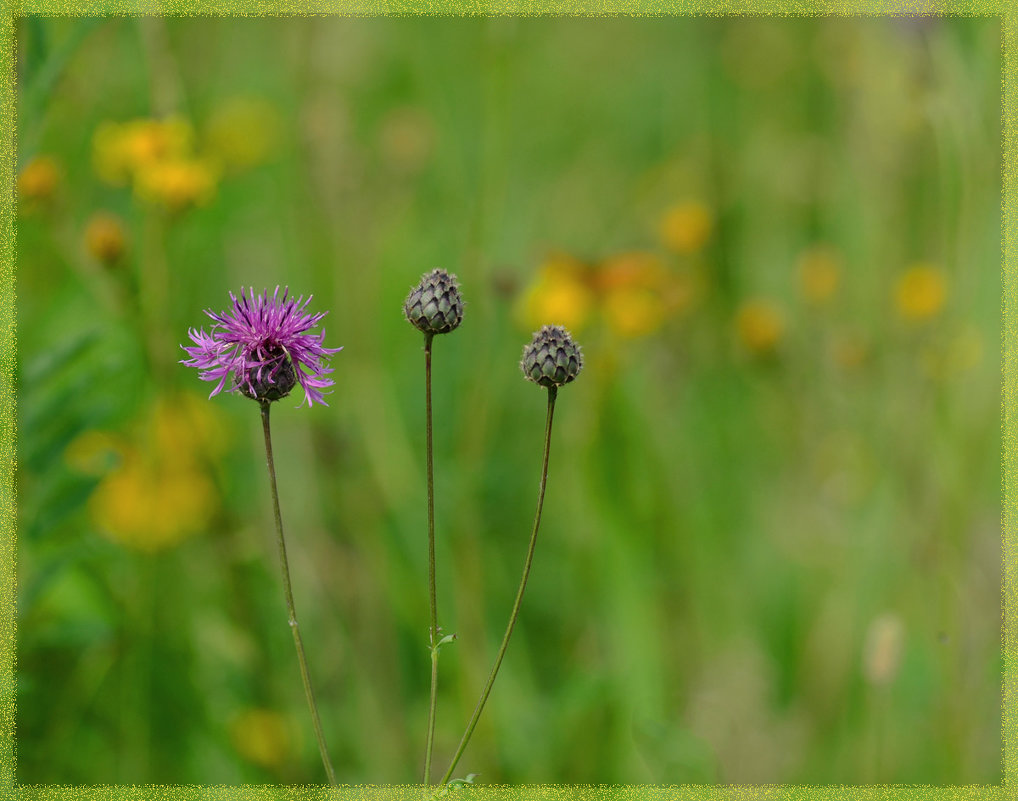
[259,401,337,786]
[439,385,558,787]
[423,332,440,786]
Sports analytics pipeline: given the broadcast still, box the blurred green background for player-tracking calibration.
[15,16,1001,785]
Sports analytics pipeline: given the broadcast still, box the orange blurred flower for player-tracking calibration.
[519,249,698,341]
[597,252,671,339]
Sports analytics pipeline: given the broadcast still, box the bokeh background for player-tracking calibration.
[15,16,1001,785]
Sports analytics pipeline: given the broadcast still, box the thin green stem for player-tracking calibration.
[439,385,558,787]
[259,401,337,786]
[423,332,440,786]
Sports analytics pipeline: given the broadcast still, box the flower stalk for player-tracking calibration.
[424,331,440,786]
[260,400,337,785]
[404,269,464,787]
[439,384,558,786]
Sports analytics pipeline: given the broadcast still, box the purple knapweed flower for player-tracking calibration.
[181,287,342,407]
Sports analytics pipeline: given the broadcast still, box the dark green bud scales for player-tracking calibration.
[404,269,464,335]
[521,325,583,388]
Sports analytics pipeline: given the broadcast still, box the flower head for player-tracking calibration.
[521,325,584,388]
[404,269,464,335]
[181,287,342,407]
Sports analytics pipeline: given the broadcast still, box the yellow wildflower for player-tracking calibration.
[205,97,281,171]
[797,245,841,305]
[602,288,665,339]
[134,157,218,211]
[895,263,946,321]
[596,252,669,338]
[736,299,785,354]
[84,211,128,265]
[18,156,60,203]
[595,251,666,292]
[517,254,595,332]
[230,708,293,769]
[90,454,215,552]
[93,117,194,185]
[659,201,713,254]
[87,395,224,552]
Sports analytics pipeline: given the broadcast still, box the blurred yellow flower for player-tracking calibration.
[517,254,595,332]
[519,249,698,342]
[93,117,194,185]
[596,252,673,339]
[895,263,946,321]
[134,157,219,211]
[230,708,292,769]
[797,245,841,305]
[84,211,128,265]
[602,287,665,339]
[18,155,61,202]
[206,96,282,171]
[91,457,216,552]
[595,251,666,293]
[659,201,713,255]
[87,395,224,552]
[736,299,784,354]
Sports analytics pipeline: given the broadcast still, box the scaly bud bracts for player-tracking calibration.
[404,269,464,335]
[521,325,583,388]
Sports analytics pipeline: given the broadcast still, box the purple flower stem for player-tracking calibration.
[259,400,337,785]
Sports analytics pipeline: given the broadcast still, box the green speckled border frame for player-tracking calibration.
[1,3,1011,799]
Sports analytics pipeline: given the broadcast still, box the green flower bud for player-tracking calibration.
[521,325,583,388]
[404,269,464,335]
